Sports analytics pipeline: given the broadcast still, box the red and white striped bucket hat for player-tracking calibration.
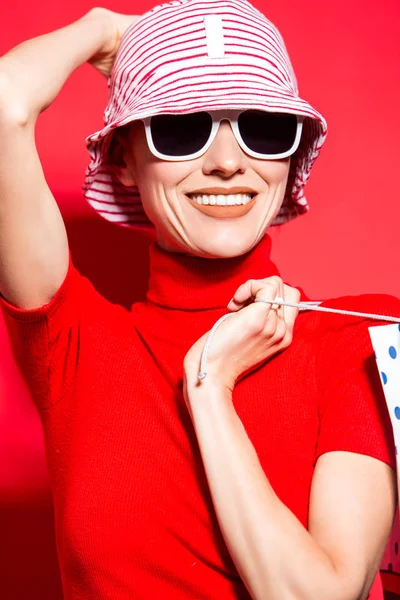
[83,0,328,228]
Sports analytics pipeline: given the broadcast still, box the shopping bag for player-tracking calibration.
[369,323,400,576]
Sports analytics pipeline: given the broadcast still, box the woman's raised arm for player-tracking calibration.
[0,9,136,309]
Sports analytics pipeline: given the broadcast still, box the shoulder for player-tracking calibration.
[306,293,399,393]
[305,292,400,335]
[319,292,400,316]
[295,292,399,385]
[295,291,400,346]
[310,294,398,470]
[0,254,130,334]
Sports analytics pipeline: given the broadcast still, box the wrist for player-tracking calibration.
[79,8,115,57]
[0,11,112,121]
[184,362,236,395]
[185,381,235,430]
[184,370,233,405]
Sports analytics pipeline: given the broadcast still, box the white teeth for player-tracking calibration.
[188,193,254,206]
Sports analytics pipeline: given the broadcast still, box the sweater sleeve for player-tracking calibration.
[0,253,113,411]
[315,294,400,469]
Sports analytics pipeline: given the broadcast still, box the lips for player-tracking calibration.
[186,187,257,196]
[184,193,258,218]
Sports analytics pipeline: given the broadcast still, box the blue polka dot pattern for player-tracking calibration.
[395,407,400,420]
[381,372,387,385]
[389,346,397,359]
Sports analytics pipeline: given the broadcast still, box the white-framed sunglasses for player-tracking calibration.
[141,109,304,161]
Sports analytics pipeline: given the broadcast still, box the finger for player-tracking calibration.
[234,280,279,329]
[282,284,301,332]
[228,277,280,311]
[269,277,285,322]
[227,282,252,311]
[259,279,287,342]
[254,277,284,322]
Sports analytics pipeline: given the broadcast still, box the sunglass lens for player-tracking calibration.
[238,110,298,155]
[150,112,212,157]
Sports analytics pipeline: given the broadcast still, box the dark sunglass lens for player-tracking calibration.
[238,110,298,155]
[150,112,212,157]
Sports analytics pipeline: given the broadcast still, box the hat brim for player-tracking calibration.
[83,89,327,228]
[86,87,327,147]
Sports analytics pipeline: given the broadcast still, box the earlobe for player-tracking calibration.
[114,164,137,187]
[111,131,137,187]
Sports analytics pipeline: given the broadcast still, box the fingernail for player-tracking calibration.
[228,297,241,309]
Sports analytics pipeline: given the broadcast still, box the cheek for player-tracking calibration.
[129,125,198,193]
[137,160,194,196]
[258,159,291,187]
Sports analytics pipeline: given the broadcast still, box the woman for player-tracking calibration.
[0,1,398,599]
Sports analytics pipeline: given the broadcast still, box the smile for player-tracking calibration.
[187,193,254,206]
[185,193,258,218]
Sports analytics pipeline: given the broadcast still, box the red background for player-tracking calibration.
[1,1,399,598]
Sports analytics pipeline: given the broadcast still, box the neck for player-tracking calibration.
[145,234,280,310]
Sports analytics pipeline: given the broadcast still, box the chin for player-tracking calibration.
[158,220,269,258]
[185,234,263,259]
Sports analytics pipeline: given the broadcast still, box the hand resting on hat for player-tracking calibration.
[87,8,140,78]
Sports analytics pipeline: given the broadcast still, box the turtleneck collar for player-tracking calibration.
[146,234,280,310]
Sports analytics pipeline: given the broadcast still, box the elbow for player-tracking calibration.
[327,558,376,600]
[0,71,31,127]
[257,565,368,600]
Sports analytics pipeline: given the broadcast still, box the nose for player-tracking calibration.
[202,119,246,177]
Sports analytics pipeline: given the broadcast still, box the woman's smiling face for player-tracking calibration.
[116,119,291,258]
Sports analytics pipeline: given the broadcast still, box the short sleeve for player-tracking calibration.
[0,253,112,411]
[315,294,400,469]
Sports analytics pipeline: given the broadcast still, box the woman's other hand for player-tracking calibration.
[86,8,140,78]
[183,277,300,394]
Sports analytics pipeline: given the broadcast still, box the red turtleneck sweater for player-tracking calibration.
[1,235,398,599]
